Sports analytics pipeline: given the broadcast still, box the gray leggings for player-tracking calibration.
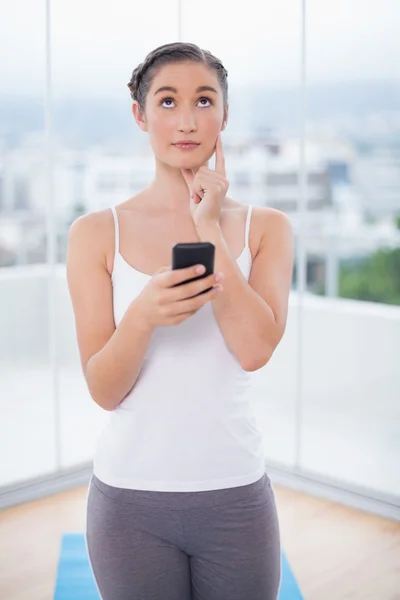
[85,472,281,600]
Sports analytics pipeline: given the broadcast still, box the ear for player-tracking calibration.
[132,102,148,132]
[221,106,229,131]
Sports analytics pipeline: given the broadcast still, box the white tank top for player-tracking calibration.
[92,204,265,492]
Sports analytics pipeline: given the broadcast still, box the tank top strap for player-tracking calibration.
[110,206,120,257]
[245,204,253,248]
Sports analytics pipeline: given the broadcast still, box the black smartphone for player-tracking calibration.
[172,242,215,294]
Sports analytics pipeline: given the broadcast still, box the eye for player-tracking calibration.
[159,96,213,108]
[198,96,213,107]
[160,96,175,108]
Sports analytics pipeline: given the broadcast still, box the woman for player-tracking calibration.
[67,41,294,600]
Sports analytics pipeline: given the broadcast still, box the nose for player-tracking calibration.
[177,107,197,133]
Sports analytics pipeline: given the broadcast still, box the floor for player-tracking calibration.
[0,482,399,600]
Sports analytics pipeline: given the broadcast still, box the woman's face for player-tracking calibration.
[133,61,228,169]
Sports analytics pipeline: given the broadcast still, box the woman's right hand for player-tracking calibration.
[136,264,224,328]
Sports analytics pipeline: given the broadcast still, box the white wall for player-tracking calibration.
[0,267,399,498]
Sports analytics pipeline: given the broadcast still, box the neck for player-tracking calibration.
[146,156,209,212]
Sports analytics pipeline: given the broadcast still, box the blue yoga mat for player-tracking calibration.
[54,533,303,599]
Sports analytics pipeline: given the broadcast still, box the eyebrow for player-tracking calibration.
[154,85,218,96]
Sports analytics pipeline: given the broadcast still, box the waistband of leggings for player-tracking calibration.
[90,472,270,510]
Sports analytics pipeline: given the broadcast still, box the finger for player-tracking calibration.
[193,180,206,200]
[154,265,171,275]
[174,272,218,299]
[214,134,226,177]
[163,264,207,287]
[181,168,195,196]
[196,169,227,188]
[175,284,222,313]
[182,167,202,201]
[156,265,170,272]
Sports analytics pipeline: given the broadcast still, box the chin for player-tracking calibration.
[174,148,213,167]
[167,154,205,170]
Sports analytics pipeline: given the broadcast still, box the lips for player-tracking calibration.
[173,142,199,147]
[173,142,200,150]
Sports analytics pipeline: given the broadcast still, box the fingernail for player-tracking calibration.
[215,272,223,282]
[196,265,205,274]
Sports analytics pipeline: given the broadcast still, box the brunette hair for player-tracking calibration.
[127,42,228,113]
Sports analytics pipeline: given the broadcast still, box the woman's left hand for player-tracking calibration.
[181,134,229,229]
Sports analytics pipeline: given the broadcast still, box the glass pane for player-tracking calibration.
[301,0,400,497]
[0,1,57,486]
[51,0,178,469]
[184,0,302,468]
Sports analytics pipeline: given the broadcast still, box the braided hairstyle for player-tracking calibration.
[127,42,229,114]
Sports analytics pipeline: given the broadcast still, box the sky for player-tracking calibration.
[1,0,399,98]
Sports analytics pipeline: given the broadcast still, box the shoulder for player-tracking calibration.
[256,206,293,234]
[68,207,114,240]
[225,199,293,256]
[67,208,115,273]
[255,206,294,254]
[225,198,291,228]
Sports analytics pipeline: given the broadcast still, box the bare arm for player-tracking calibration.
[66,211,222,411]
[66,212,155,411]
[196,208,294,371]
